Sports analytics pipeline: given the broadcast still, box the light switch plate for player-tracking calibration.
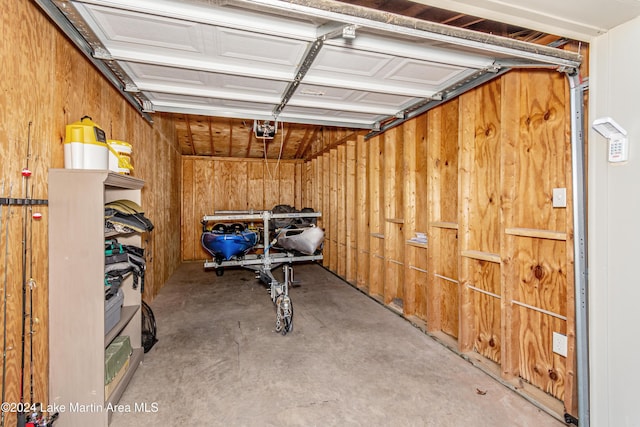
[552,188,567,208]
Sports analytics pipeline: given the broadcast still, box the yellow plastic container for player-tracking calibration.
[64,116,109,169]
[107,140,134,175]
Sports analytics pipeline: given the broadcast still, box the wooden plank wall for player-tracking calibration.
[403,118,429,323]
[427,99,461,339]
[368,136,384,299]
[355,134,369,290]
[181,157,303,261]
[300,70,578,416]
[383,127,404,309]
[458,81,502,362]
[0,1,182,422]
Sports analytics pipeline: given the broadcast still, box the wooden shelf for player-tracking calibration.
[406,240,428,249]
[104,171,144,190]
[505,227,567,241]
[105,305,140,348]
[385,218,404,224]
[429,221,458,230]
[461,250,501,263]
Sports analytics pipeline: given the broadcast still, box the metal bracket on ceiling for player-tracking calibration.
[577,76,589,92]
[558,65,579,75]
[317,22,358,41]
[125,83,140,93]
[141,100,155,113]
[493,59,576,75]
[273,23,358,118]
[273,38,323,118]
[341,25,357,40]
[92,47,112,60]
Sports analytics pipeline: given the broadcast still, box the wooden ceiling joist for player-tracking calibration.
[185,114,196,156]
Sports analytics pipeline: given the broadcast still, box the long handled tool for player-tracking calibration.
[17,122,33,427]
[1,182,13,427]
[27,181,36,413]
[0,181,4,427]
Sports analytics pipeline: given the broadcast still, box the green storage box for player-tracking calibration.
[105,335,132,384]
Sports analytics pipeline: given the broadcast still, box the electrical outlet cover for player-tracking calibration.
[552,188,567,208]
[552,332,567,357]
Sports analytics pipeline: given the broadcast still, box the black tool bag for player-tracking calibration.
[270,204,296,229]
[141,300,158,353]
[105,239,147,294]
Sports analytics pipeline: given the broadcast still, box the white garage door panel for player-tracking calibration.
[77,0,320,40]
[295,84,416,106]
[311,42,481,91]
[148,92,278,119]
[120,63,286,94]
[217,28,309,67]
[325,32,493,69]
[77,6,205,53]
[47,0,581,129]
[280,105,383,126]
[109,48,295,82]
[299,74,437,98]
[81,5,309,74]
[290,84,419,115]
[311,47,394,77]
[384,59,467,86]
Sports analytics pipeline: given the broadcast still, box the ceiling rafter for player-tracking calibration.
[208,117,214,156]
[280,123,293,158]
[245,121,255,158]
[295,126,314,159]
[460,18,487,29]
[228,118,234,157]
[440,13,466,25]
[185,114,196,156]
[301,128,322,161]
[309,130,360,160]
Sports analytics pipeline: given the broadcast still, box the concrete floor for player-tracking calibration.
[111,262,564,427]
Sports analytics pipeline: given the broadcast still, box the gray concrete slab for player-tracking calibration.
[111,262,564,427]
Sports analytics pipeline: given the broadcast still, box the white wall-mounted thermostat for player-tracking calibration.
[592,117,629,163]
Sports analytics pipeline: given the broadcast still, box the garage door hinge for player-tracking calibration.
[92,47,112,60]
[141,100,155,113]
[125,83,140,93]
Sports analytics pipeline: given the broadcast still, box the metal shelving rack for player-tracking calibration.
[202,210,323,335]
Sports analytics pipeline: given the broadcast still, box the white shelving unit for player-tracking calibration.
[48,169,144,426]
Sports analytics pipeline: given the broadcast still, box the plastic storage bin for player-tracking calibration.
[64,116,109,169]
[105,289,124,335]
[107,140,134,175]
